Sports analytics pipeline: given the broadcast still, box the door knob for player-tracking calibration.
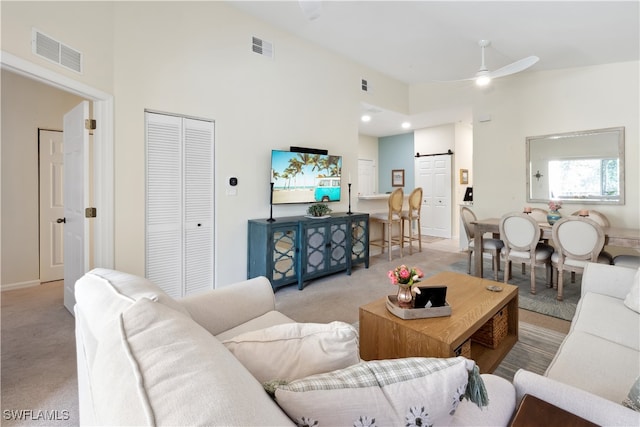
[56,218,66,223]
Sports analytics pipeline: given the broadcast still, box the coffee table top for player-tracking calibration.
[360,271,519,346]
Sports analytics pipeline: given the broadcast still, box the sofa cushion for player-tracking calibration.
[571,292,640,351]
[215,310,296,341]
[545,330,640,404]
[75,268,190,338]
[222,321,360,383]
[267,357,487,427]
[91,298,293,426]
[623,268,640,314]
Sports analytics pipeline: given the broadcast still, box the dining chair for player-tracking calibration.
[370,188,404,261]
[570,209,614,265]
[551,216,607,301]
[401,187,423,255]
[499,212,554,294]
[460,207,504,281]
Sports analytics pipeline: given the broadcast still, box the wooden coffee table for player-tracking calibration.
[359,271,519,373]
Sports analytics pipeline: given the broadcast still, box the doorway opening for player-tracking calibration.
[1,51,114,295]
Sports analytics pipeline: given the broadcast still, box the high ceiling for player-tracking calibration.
[229,1,639,136]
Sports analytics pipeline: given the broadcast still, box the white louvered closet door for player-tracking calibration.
[145,112,214,298]
[183,118,214,295]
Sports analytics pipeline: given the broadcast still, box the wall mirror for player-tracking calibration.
[526,127,625,205]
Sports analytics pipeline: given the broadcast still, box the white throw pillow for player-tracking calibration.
[623,268,640,313]
[222,321,360,383]
[265,357,488,427]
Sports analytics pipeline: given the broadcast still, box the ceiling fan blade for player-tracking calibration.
[299,0,323,21]
[489,56,539,79]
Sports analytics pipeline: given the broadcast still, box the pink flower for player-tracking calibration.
[388,265,424,286]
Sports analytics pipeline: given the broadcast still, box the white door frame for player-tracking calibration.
[2,51,114,270]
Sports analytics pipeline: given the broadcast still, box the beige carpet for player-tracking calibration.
[1,242,570,426]
[1,281,77,427]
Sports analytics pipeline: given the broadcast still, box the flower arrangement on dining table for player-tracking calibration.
[548,200,563,211]
[387,265,424,294]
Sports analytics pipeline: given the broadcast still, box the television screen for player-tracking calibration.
[271,150,342,204]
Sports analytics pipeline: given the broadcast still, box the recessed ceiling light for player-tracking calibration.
[401,122,411,129]
[361,115,371,122]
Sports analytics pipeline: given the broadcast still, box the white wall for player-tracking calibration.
[3,2,637,287]
[110,2,408,284]
[1,70,85,288]
[2,2,408,287]
[411,62,639,235]
[0,1,115,93]
[472,62,639,229]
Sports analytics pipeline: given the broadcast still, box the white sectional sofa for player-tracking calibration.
[513,263,640,426]
[74,268,516,426]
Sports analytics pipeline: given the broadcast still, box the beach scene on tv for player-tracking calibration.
[271,150,342,204]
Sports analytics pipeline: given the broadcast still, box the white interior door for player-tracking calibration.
[415,155,452,238]
[39,129,64,282]
[357,159,374,196]
[63,101,90,314]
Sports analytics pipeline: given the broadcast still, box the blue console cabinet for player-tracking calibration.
[248,213,369,290]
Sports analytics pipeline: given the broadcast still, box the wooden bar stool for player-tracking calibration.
[401,187,423,254]
[370,188,404,261]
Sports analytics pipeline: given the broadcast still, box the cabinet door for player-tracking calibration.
[350,215,369,266]
[271,226,298,287]
[304,222,329,276]
[329,221,348,269]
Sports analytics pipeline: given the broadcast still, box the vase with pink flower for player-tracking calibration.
[547,200,562,225]
[387,265,424,308]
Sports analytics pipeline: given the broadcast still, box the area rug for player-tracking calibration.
[446,259,579,321]
[493,322,566,382]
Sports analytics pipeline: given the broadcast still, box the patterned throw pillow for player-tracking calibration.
[623,376,640,412]
[264,356,488,427]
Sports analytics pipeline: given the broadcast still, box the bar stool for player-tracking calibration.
[370,188,404,261]
[401,187,423,254]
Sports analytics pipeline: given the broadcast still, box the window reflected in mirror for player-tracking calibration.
[526,127,625,205]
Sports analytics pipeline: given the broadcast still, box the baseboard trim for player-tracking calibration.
[1,280,41,292]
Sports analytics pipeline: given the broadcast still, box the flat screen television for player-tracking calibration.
[271,150,343,204]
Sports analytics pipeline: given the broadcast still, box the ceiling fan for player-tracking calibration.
[457,40,539,86]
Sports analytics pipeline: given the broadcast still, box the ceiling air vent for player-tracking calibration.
[32,29,83,73]
[361,79,370,92]
[252,36,274,59]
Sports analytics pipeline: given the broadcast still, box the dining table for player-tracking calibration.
[470,217,640,278]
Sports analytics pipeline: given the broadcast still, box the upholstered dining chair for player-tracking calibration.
[551,216,607,301]
[570,209,614,266]
[370,188,404,261]
[460,206,504,281]
[499,212,554,295]
[401,187,423,255]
